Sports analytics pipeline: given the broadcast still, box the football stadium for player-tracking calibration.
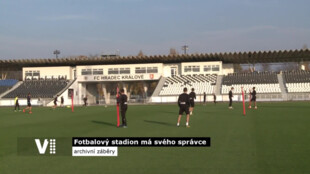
[1,49,310,174]
[1,1,310,174]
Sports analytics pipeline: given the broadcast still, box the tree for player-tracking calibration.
[261,63,271,71]
[233,64,243,72]
[276,62,298,71]
[137,50,144,57]
[169,48,178,56]
[302,44,308,50]
[89,54,99,59]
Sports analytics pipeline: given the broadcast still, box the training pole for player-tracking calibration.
[71,93,74,112]
[241,87,246,116]
[116,87,120,127]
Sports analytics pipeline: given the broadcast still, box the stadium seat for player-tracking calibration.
[0,79,18,95]
[221,72,281,94]
[159,74,217,96]
[284,70,310,93]
[2,79,69,98]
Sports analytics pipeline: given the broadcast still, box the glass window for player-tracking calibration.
[108,68,119,74]
[147,67,158,73]
[192,66,200,72]
[25,71,32,76]
[33,71,40,76]
[93,69,103,75]
[81,69,92,75]
[212,65,220,71]
[204,65,211,72]
[120,68,130,74]
[184,66,191,72]
[135,67,146,74]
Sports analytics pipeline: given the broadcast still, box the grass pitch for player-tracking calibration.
[0,102,310,174]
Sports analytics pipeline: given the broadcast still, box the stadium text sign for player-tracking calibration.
[78,74,159,82]
[94,75,144,81]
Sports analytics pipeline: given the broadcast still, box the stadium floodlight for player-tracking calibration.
[53,50,61,59]
[181,45,189,54]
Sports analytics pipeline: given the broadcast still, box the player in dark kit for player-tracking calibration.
[189,88,196,115]
[23,93,32,114]
[203,92,206,105]
[213,93,217,105]
[229,87,234,109]
[53,95,58,109]
[83,96,88,106]
[248,87,257,109]
[177,87,191,128]
[118,89,128,128]
[60,96,64,107]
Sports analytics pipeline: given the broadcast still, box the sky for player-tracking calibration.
[0,0,310,59]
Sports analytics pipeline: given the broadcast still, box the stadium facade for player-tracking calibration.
[0,49,310,106]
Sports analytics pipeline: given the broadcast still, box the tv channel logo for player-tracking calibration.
[35,139,56,154]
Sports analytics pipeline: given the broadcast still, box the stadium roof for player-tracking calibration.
[1,49,310,69]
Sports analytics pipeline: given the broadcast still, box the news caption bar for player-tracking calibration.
[72,137,211,156]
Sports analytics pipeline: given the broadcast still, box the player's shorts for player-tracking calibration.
[251,96,256,102]
[27,102,31,107]
[189,100,195,107]
[179,105,190,115]
[121,105,128,111]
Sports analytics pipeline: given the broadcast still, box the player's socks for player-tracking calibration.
[255,106,257,109]
[248,106,251,109]
[186,122,190,128]
[190,112,192,115]
[177,123,180,127]
[23,109,25,113]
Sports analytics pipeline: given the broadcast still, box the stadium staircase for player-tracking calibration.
[0,81,23,99]
[151,76,167,97]
[43,79,77,106]
[215,75,223,95]
[54,79,76,97]
[277,73,288,100]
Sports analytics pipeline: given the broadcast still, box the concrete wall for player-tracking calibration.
[181,61,223,75]
[222,64,234,75]
[23,66,72,80]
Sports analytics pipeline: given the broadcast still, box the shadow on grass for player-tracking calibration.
[144,120,175,127]
[92,120,116,127]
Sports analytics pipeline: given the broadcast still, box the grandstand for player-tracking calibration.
[221,72,281,94]
[0,49,310,106]
[3,79,69,98]
[0,79,18,95]
[284,70,310,93]
[159,74,217,95]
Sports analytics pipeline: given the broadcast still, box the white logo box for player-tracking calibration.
[72,147,118,157]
